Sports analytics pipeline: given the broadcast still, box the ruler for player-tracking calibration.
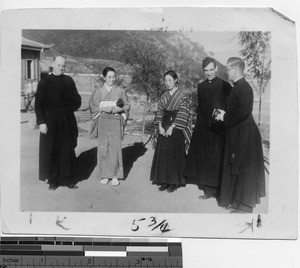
[0,237,182,268]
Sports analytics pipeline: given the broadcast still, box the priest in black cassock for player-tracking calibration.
[184,57,231,199]
[215,57,265,213]
[35,56,82,190]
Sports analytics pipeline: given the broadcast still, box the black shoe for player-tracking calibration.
[158,184,169,191]
[49,184,58,190]
[39,178,49,183]
[68,184,78,189]
[167,184,178,193]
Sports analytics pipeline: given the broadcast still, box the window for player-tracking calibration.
[25,60,34,79]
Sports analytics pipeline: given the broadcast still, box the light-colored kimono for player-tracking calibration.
[89,85,130,180]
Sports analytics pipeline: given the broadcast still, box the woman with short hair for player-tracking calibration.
[89,67,130,186]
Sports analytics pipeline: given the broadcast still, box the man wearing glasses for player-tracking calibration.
[215,57,266,213]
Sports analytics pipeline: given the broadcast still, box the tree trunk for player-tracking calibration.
[258,93,262,126]
[141,103,147,143]
[258,80,263,126]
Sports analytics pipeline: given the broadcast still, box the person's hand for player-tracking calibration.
[39,124,48,134]
[215,110,226,121]
[112,106,123,114]
[158,125,166,136]
[165,126,174,137]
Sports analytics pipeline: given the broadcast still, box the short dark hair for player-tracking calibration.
[103,67,116,77]
[164,70,178,82]
[227,57,245,72]
[202,57,217,69]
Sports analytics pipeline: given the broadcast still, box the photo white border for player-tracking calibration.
[0,6,298,239]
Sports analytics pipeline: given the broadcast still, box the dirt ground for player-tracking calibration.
[19,108,268,214]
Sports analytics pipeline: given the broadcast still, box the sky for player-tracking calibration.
[185,31,241,65]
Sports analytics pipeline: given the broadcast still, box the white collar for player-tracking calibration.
[104,83,113,92]
[234,77,244,83]
[169,87,178,96]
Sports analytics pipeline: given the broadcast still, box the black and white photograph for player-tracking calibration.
[0,7,297,239]
[19,29,269,214]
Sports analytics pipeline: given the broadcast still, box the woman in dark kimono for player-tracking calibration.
[89,67,130,186]
[150,70,192,193]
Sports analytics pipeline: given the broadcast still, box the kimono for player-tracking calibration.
[89,85,130,180]
[35,74,81,186]
[150,88,192,186]
[218,78,266,213]
[184,77,232,195]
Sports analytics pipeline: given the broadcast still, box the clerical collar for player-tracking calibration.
[233,77,244,84]
[53,73,64,77]
[207,77,217,83]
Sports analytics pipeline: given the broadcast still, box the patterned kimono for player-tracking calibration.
[89,85,130,180]
[150,88,192,185]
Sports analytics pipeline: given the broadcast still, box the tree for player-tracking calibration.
[118,35,168,103]
[239,31,271,125]
[118,35,169,142]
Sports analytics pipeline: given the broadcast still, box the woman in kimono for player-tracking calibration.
[89,67,130,186]
[150,70,192,193]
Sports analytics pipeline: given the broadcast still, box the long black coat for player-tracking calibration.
[218,78,265,210]
[184,77,231,188]
[35,74,81,186]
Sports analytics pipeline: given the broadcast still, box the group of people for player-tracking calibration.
[150,57,265,213]
[34,55,265,213]
[35,56,129,189]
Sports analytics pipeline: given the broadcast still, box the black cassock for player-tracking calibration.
[184,77,231,194]
[218,77,265,212]
[35,74,81,186]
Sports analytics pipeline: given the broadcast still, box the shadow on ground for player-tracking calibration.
[75,147,97,183]
[122,142,148,179]
[75,142,148,183]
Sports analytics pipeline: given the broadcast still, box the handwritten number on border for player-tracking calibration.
[131,216,172,233]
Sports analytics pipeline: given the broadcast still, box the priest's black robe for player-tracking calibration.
[184,77,231,194]
[218,77,265,212]
[35,74,81,186]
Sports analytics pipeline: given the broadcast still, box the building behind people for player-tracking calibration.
[24,80,38,112]
[35,55,82,190]
[150,70,192,193]
[184,57,232,199]
[215,57,266,213]
[89,67,130,186]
